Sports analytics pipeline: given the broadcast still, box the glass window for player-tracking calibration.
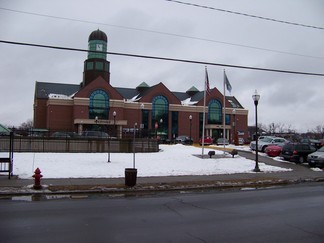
[95,62,104,70]
[89,90,109,119]
[152,96,169,136]
[88,40,107,59]
[208,99,222,124]
[171,111,178,138]
[105,63,109,72]
[142,110,149,129]
[86,62,94,70]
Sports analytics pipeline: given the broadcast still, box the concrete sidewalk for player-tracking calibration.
[1,151,324,196]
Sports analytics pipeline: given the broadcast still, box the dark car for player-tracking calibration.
[175,135,193,145]
[300,139,322,149]
[51,132,80,138]
[81,131,109,138]
[280,143,317,163]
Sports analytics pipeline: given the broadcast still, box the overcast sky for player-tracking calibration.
[0,0,323,132]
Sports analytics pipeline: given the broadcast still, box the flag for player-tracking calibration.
[224,71,232,93]
[205,67,211,95]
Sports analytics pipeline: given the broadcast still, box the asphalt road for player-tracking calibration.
[1,182,324,243]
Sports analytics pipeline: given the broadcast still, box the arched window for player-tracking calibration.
[152,96,169,135]
[208,99,222,124]
[89,90,109,119]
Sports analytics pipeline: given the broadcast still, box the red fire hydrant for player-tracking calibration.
[32,168,43,190]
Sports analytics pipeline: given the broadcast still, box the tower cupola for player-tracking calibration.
[82,29,110,87]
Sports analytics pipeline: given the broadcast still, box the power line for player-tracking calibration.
[0,7,323,60]
[1,39,323,77]
[165,0,324,30]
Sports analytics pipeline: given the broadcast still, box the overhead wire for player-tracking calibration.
[165,0,324,30]
[1,39,323,77]
[0,7,323,60]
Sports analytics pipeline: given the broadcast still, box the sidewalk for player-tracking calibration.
[1,150,324,196]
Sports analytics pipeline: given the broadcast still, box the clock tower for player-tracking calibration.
[82,29,110,86]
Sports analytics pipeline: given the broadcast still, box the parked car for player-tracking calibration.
[238,138,245,145]
[250,136,288,152]
[300,139,322,149]
[216,138,229,145]
[265,145,282,157]
[81,131,109,138]
[158,135,171,144]
[280,143,317,163]
[307,146,324,168]
[51,132,80,138]
[199,136,213,146]
[175,135,193,145]
[320,139,324,147]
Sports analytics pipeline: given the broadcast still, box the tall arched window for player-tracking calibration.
[89,90,109,119]
[152,96,169,135]
[208,99,222,124]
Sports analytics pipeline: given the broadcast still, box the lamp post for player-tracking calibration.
[113,111,116,137]
[189,115,192,144]
[133,123,137,169]
[232,109,236,145]
[140,103,144,138]
[160,118,163,140]
[252,90,261,172]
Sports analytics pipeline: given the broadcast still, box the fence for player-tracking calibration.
[0,136,158,153]
[0,132,14,178]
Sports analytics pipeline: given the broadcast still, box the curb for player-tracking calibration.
[1,177,324,197]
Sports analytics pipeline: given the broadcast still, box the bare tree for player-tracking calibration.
[312,125,324,139]
[19,119,33,130]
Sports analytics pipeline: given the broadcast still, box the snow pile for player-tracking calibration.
[3,144,294,179]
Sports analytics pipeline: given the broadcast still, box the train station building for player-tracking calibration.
[33,29,248,143]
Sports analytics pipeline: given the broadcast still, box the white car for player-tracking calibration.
[250,136,288,152]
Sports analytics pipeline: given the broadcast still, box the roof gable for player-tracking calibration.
[35,81,79,99]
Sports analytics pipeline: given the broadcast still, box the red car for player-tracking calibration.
[199,136,213,146]
[265,145,282,157]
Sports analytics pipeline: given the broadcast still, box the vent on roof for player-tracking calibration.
[186,86,199,96]
[136,82,150,92]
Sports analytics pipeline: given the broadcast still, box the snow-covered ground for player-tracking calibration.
[0,144,297,179]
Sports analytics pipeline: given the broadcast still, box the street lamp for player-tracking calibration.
[113,111,117,137]
[252,90,261,172]
[189,115,192,144]
[232,109,236,145]
[133,123,137,169]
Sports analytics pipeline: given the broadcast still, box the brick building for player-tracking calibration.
[33,29,248,143]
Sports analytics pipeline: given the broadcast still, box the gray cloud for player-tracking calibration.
[0,0,323,132]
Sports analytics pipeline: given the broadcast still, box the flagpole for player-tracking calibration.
[223,70,226,153]
[202,67,207,158]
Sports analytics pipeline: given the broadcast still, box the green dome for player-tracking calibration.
[89,29,107,42]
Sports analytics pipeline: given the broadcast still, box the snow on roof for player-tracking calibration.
[48,93,73,100]
[181,97,198,106]
[125,94,141,103]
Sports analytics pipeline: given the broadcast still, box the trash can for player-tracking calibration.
[125,168,137,187]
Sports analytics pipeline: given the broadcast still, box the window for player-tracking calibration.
[89,90,109,119]
[95,62,104,70]
[208,99,222,124]
[152,96,169,135]
[88,40,107,59]
[86,62,94,70]
[171,111,178,137]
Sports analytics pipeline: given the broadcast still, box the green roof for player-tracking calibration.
[186,86,199,92]
[136,82,150,88]
[0,124,11,134]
